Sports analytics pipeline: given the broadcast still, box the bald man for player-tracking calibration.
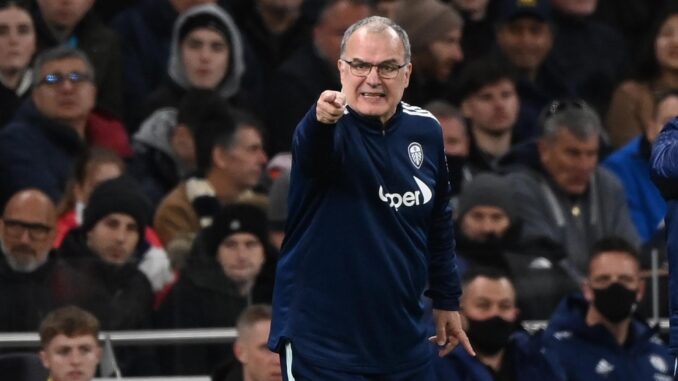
[0,189,88,331]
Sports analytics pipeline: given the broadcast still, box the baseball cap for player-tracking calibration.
[497,0,550,23]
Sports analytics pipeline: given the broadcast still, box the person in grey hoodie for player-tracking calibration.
[130,3,246,208]
[136,3,245,128]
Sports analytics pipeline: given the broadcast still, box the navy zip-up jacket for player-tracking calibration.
[268,102,461,373]
[651,116,678,357]
[543,295,672,381]
[434,330,565,381]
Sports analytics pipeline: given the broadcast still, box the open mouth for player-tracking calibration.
[360,92,385,99]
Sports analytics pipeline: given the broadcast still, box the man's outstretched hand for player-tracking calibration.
[431,309,475,357]
[316,90,346,124]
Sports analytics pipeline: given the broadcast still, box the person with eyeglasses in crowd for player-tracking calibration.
[507,99,639,283]
[268,16,473,381]
[0,45,131,209]
[0,189,94,333]
[30,0,123,118]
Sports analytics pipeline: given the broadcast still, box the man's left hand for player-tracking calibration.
[431,309,475,357]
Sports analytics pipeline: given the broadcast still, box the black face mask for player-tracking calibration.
[592,283,638,323]
[455,230,506,267]
[466,316,515,356]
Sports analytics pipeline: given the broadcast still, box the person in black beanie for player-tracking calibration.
[81,175,152,249]
[454,173,577,320]
[156,202,276,376]
[57,175,156,375]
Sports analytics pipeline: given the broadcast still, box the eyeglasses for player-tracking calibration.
[543,99,589,119]
[37,71,93,87]
[2,218,52,240]
[340,59,407,79]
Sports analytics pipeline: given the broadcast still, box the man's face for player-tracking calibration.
[314,1,371,65]
[497,17,552,72]
[428,28,463,81]
[36,0,94,30]
[655,15,678,75]
[32,57,96,125]
[584,252,643,305]
[0,191,55,272]
[338,27,411,124]
[217,232,265,284]
[181,27,230,89]
[86,213,139,265]
[0,5,35,74]
[551,0,597,16]
[650,95,678,143]
[235,320,282,381]
[462,79,519,135]
[171,124,196,167]
[538,128,598,195]
[40,334,100,381]
[461,276,518,322]
[460,206,511,241]
[440,116,469,157]
[217,126,267,191]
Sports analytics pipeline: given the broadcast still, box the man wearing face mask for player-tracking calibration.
[434,267,564,380]
[543,236,672,380]
[455,173,578,320]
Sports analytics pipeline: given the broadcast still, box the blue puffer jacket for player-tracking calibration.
[434,329,565,381]
[651,117,678,356]
[543,295,672,381]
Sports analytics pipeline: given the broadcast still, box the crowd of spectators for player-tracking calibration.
[0,0,676,378]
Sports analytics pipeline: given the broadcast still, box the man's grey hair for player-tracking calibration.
[32,45,95,87]
[541,106,603,143]
[340,16,411,64]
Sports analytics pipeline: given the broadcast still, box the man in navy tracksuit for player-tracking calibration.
[651,115,678,378]
[542,237,672,380]
[268,15,473,380]
[434,268,565,381]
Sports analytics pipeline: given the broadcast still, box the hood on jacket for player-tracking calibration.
[133,107,177,154]
[167,4,245,98]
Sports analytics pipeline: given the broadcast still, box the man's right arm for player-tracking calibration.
[292,90,346,178]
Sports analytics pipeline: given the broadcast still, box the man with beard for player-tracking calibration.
[543,237,672,380]
[58,176,155,375]
[455,173,577,320]
[58,176,153,332]
[0,189,87,332]
[434,267,564,380]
